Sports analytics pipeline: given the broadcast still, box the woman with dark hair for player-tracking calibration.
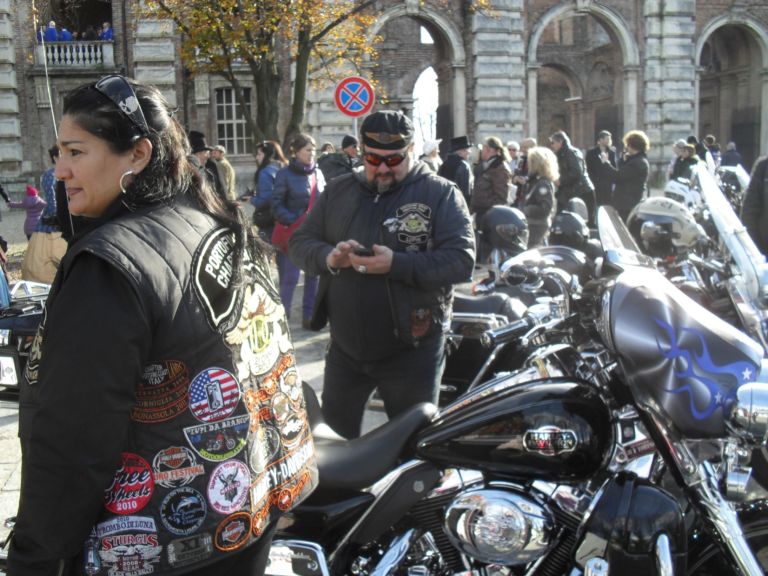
[471,136,513,260]
[271,133,325,328]
[251,140,287,243]
[8,76,317,576]
[604,129,651,221]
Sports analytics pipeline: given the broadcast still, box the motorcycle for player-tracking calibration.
[0,281,48,403]
[259,205,768,575]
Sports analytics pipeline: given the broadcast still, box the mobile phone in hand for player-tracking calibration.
[353,246,375,257]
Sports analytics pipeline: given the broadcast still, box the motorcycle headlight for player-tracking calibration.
[0,352,19,386]
[444,488,554,565]
[728,381,768,444]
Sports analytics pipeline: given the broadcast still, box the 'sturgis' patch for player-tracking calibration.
[167,533,213,569]
[160,487,207,536]
[183,414,249,462]
[132,360,190,423]
[98,531,162,576]
[189,367,241,423]
[214,512,252,552]
[207,460,250,515]
[104,453,155,515]
[152,446,204,489]
[193,228,239,329]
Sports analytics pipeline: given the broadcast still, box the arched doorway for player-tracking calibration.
[528,2,639,150]
[367,4,466,140]
[696,20,768,170]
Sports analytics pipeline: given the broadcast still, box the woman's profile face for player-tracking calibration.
[256,149,265,164]
[294,142,315,166]
[55,115,134,218]
[481,144,496,162]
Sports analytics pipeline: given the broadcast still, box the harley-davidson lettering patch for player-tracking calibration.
[207,460,250,515]
[160,486,207,536]
[189,367,241,423]
[167,533,213,569]
[214,512,252,552]
[194,228,239,329]
[183,414,249,462]
[132,360,190,423]
[251,437,315,510]
[98,531,162,576]
[104,453,155,515]
[152,446,204,489]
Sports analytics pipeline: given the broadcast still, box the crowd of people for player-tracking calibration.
[37,20,113,43]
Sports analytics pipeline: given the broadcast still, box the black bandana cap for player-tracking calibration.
[360,110,414,150]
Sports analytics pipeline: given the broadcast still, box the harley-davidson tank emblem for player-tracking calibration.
[523,426,577,456]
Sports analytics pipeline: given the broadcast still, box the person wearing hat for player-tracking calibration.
[289,110,475,439]
[188,130,227,200]
[211,143,237,202]
[419,138,442,173]
[8,185,47,240]
[438,135,474,205]
[318,134,361,183]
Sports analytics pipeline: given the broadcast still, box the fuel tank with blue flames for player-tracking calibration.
[416,376,613,482]
[606,268,764,438]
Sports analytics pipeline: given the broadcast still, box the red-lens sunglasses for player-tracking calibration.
[363,152,407,168]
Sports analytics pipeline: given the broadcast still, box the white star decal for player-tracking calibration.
[715,391,723,405]
[742,367,753,382]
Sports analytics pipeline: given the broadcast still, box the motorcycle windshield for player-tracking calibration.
[596,205,656,270]
[608,267,763,438]
[695,165,768,303]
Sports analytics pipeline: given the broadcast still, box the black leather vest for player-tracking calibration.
[28,201,317,574]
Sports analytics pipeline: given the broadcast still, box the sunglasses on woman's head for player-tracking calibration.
[94,75,150,135]
[363,151,407,168]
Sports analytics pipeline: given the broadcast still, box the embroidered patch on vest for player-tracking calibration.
[193,228,240,330]
[248,424,282,474]
[132,360,190,423]
[104,453,155,515]
[183,414,249,462]
[160,486,207,536]
[207,460,250,514]
[395,203,432,246]
[97,531,162,576]
[152,446,204,489]
[167,533,213,569]
[214,512,252,552]
[188,367,241,423]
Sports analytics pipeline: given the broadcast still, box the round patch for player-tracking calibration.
[152,446,205,489]
[207,460,250,515]
[104,453,155,515]
[189,367,241,422]
[160,487,207,536]
[215,512,252,552]
[279,366,302,406]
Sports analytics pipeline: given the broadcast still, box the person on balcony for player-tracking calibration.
[59,27,73,41]
[99,21,113,41]
[42,21,58,43]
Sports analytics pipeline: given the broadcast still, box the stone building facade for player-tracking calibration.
[0,0,766,194]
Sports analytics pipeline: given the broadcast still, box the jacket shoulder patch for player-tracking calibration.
[193,228,239,330]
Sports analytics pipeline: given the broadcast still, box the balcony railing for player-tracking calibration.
[35,41,115,68]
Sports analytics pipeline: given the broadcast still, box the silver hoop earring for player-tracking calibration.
[119,170,134,195]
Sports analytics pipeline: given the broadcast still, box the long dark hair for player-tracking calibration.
[256,140,287,173]
[62,77,256,282]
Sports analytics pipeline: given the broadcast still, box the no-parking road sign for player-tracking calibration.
[334,76,375,118]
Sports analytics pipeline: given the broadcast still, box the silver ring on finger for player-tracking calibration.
[357,264,367,274]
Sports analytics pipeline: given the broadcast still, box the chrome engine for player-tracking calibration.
[443,488,555,566]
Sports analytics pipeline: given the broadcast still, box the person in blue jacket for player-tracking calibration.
[271,134,325,328]
[251,140,287,243]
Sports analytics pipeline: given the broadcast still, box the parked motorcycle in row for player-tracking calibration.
[254,205,768,575]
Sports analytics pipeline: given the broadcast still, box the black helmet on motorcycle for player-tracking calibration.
[481,206,529,256]
[566,197,589,222]
[549,211,590,250]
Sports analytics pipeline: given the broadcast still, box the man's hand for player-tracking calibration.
[349,244,393,274]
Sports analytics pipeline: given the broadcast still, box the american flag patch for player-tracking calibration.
[189,368,241,423]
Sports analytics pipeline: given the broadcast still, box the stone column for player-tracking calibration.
[132,17,178,108]
[526,66,539,140]
[762,69,768,154]
[643,0,696,186]
[0,0,21,174]
[471,0,526,142]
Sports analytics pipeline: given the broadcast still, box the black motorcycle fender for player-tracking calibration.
[349,461,441,545]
